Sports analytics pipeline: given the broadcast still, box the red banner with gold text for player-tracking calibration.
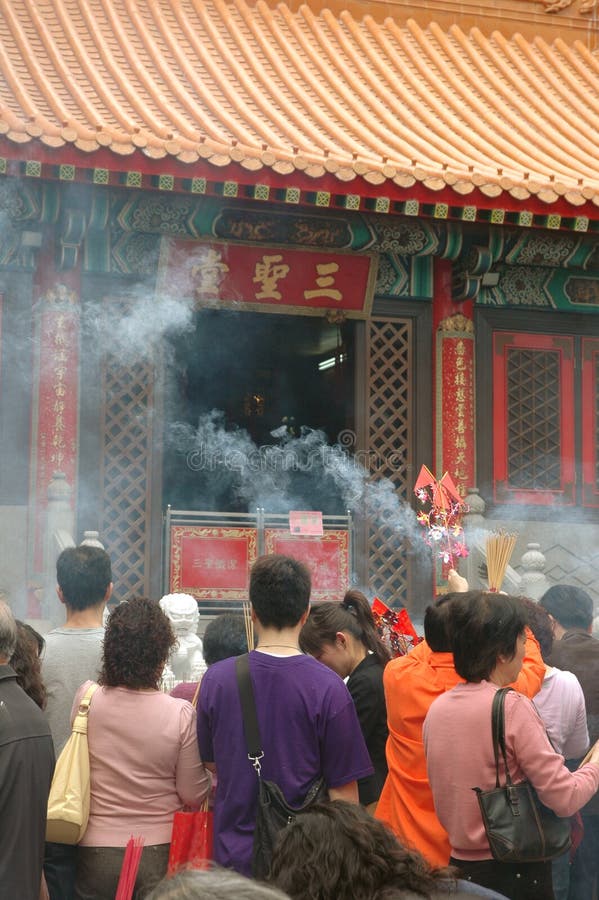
[157,238,376,318]
[31,286,80,570]
[435,315,475,499]
[169,526,258,600]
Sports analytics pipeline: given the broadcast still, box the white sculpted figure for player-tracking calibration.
[159,592,206,684]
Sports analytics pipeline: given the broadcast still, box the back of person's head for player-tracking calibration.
[99,596,176,689]
[300,590,391,667]
[10,620,46,708]
[423,593,461,652]
[269,800,449,900]
[375,894,488,900]
[540,584,594,631]
[250,554,311,629]
[0,601,17,663]
[449,591,527,683]
[56,546,112,611]
[519,596,553,661]
[145,866,290,899]
[18,621,44,656]
[203,613,249,665]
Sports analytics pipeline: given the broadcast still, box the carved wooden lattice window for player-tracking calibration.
[99,357,156,599]
[367,318,412,604]
[493,333,575,506]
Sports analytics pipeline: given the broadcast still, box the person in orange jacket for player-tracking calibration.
[375,571,545,868]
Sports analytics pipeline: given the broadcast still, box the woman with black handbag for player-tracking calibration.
[423,591,599,900]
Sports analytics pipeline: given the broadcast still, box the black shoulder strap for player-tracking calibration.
[235,654,263,764]
[491,687,513,788]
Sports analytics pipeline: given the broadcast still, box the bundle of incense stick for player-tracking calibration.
[486,530,518,592]
[115,836,144,900]
[242,601,254,651]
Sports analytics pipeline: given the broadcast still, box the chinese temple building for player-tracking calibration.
[1,0,599,620]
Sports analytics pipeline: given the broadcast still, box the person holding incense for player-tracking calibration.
[299,589,391,811]
[423,591,599,900]
[376,572,545,869]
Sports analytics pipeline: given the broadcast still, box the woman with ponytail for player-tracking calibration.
[300,590,391,811]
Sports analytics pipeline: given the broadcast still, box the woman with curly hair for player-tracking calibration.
[72,597,211,900]
[299,590,390,810]
[268,800,505,899]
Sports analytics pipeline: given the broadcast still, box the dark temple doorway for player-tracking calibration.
[163,309,356,514]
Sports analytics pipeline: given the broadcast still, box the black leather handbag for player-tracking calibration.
[236,654,326,879]
[473,687,571,863]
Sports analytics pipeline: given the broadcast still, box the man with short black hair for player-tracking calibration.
[197,554,373,876]
[0,600,54,899]
[202,612,248,666]
[42,544,112,900]
[44,545,112,755]
[541,584,594,635]
[540,584,599,900]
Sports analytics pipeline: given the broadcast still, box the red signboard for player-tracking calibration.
[264,529,349,601]
[170,526,258,600]
[157,238,376,318]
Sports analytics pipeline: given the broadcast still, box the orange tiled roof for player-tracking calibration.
[1,0,599,207]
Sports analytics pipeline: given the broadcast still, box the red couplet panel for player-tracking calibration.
[436,330,475,500]
[169,526,258,600]
[31,293,80,569]
[264,530,349,601]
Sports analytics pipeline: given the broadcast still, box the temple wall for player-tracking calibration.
[501,520,599,611]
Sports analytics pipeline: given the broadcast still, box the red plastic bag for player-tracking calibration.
[167,807,213,876]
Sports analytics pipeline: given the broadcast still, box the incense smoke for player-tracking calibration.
[169,410,428,559]
[83,283,196,362]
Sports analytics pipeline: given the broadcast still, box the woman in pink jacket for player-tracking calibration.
[73,597,211,900]
[423,591,599,900]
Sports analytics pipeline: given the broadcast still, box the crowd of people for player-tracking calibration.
[3,543,599,900]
